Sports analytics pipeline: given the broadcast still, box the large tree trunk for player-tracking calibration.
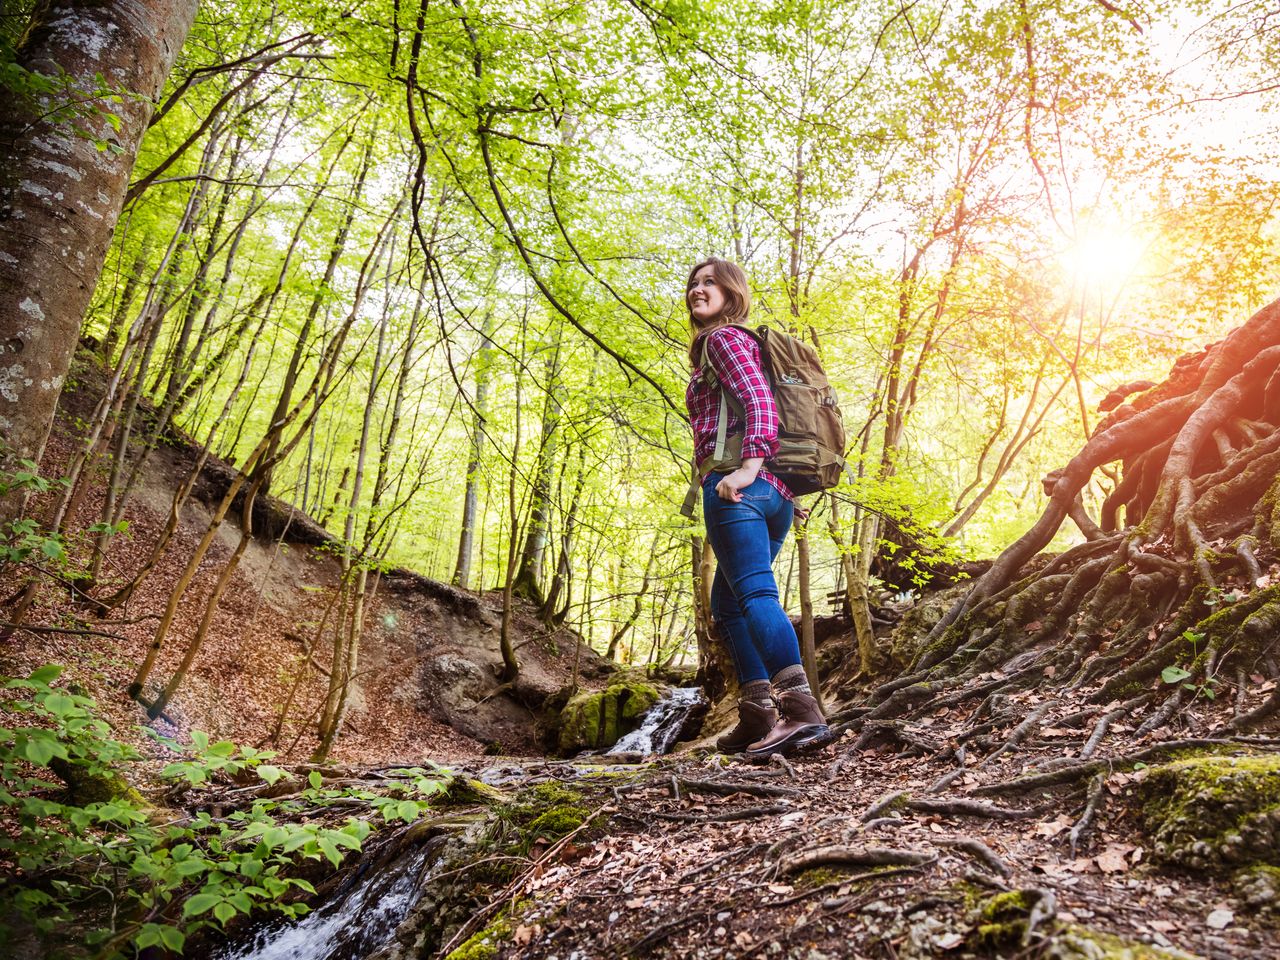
[0,0,198,520]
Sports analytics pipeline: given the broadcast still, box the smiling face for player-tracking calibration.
[684,257,750,335]
[684,257,752,364]
[687,265,727,324]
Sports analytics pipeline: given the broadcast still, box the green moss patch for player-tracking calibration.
[1050,926,1191,959]
[1139,754,1280,871]
[491,781,601,856]
[557,678,661,753]
[443,900,531,960]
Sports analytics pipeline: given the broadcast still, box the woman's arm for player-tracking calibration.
[704,329,778,501]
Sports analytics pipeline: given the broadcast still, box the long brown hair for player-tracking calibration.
[686,257,751,363]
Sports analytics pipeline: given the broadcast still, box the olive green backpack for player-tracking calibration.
[680,324,850,517]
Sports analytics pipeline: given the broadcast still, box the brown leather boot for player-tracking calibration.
[716,700,778,753]
[745,690,829,758]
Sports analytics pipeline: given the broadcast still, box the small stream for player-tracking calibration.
[215,687,704,959]
[608,686,705,755]
[213,840,432,960]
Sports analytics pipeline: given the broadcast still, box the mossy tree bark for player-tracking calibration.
[0,0,198,523]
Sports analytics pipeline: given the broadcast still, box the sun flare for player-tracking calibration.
[1063,227,1145,294]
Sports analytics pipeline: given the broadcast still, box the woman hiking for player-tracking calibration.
[685,257,830,757]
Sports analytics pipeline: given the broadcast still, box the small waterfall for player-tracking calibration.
[214,841,431,960]
[608,686,704,755]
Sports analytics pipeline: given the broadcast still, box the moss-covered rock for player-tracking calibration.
[1139,754,1280,870]
[1045,926,1192,959]
[890,583,971,668]
[484,782,602,859]
[1234,864,1280,919]
[556,678,661,753]
[970,888,1041,949]
[48,756,146,806]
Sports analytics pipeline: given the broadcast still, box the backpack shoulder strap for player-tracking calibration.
[698,327,750,419]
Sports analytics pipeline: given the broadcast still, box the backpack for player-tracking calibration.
[680,324,850,517]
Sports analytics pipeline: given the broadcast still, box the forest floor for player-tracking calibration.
[418,680,1280,960]
[11,353,1280,960]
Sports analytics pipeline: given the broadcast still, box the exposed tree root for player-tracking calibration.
[938,837,1011,876]
[856,299,1280,742]
[905,797,1040,820]
[776,844,936,875]
[1068,773,1106,856]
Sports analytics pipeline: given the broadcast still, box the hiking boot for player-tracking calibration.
[745,690,829,758]
[716,700,777,753]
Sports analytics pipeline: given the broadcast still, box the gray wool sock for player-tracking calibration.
[771,664,811,696]
[739,679,772,707]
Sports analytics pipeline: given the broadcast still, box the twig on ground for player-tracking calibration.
[1069,772,1106,856]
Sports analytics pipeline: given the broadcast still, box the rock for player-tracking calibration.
[889,582,972,669]
[556,678,662,753]
[425,653,490,711]
[1138,754,1280,871]
[1234,864,1280,920]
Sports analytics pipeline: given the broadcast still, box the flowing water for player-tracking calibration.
[608,686,704,755]
[214,688,704,958]
[213,841,431,960]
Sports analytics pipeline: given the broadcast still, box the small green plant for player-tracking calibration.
[0,665,451,957]
[0,460,126,576]
[1160,631,1219,701]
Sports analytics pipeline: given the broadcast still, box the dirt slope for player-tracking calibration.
[4,352,613,766]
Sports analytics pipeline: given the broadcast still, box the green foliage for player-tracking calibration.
[0,33,130,152]
[56,0,1280,677]
[0,665,451,957]
[1160,631,1220,701]
[0,461,125,576]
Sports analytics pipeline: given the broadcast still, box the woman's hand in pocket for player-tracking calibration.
[715,459,762,501]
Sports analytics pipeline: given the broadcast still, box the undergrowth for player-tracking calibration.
[0,665,451,958]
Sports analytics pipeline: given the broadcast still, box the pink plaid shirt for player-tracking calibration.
[686,326,793,501]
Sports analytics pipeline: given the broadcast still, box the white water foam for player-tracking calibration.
[215,846,429,960]
[608,686,704,755]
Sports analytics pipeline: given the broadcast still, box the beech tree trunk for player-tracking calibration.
[0,0,198,520]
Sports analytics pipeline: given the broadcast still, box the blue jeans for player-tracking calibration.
[704,473,802,684]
